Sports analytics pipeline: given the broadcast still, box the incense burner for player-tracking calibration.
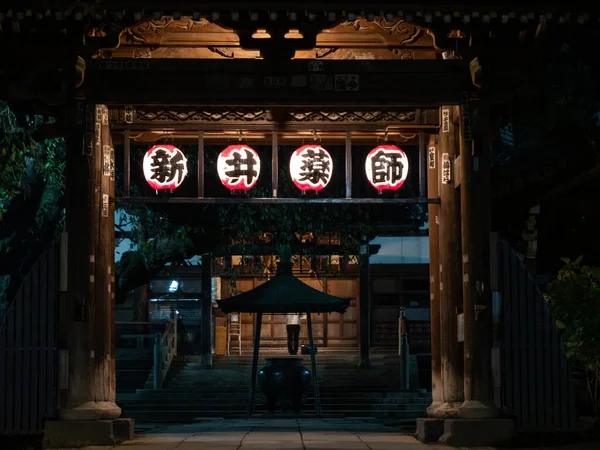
[258,357,311,413]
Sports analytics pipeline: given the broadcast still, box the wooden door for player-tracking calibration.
[299,278,325,346]
[325,278,359,348]
[214,317,227,355]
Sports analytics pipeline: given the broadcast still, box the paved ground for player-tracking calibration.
[64,417,600,450]
[88,418,457,450]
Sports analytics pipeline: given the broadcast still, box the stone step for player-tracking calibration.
[122,409,426,422]
[176,363,398,368]
[120,403,429,412]
[118,353,431,425]
[176,366,401,371]
[165,385,405,392]
[206,356,387,361]
[119,396,429,401]
[174,369,400,374]
[163,378,410,391]
[118,400,431,410]
[167,383,405,389]
[116,369,152,393]
[193,358,397,362]
[122,390,430,399]
[213,356,363,360]
[173,369,401,375]
[170,377,401,383]
[116,358,153,367]
[208,356,366,360]
[212,348,360,354]
[168,377,404,383]
[177,367,402,375]
[124,396,430,406]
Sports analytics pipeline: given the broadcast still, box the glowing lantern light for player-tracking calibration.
[217,144,261,191]
[289,144,333,192]
[143,145,188,191]
[365,144,409,191]
[168,280,179,292]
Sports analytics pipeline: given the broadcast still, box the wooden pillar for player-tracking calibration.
[458,95,499,419]
[307,312,322,417]
[60,103,120,421]
[435,105,464,417]
[247,312,262,415]
[133,285,149,333]
[345,131,352,198]
[201,254,213,366]
[197,131,204,198]
[426,134,443,416]
[359,238,370,367]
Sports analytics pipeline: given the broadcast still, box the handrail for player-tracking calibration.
[160,321,173,344]
[152,318,178,390]
[399,333,410,390]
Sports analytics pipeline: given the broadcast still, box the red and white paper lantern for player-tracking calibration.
[143,145,188,191]
[217,144,261,191]
[365,144,409,191]
[289,144,333,192]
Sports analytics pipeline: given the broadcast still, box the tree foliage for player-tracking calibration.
[493,29,600,273]
[0,103,66,316]
[215,186,376,252]
[115,193,384,300]
[545,257,600,416]
[115,204,203,299]
[512,30,600,154]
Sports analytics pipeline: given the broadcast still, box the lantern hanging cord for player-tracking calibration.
[312,129,321,142]
[238,130,244,142]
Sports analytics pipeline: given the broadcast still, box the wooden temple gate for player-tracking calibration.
[0,1,587,444]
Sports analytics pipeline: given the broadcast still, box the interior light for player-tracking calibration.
[284,28,303,39]
[168,280,179,292]
[252,28,271,39]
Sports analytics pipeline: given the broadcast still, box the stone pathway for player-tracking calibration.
[76,418,463,450]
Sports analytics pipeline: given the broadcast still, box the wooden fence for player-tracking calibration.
[0,240,60,435]
[494,234,577,432]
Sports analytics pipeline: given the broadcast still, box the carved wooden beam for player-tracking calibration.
[105,16,438,60]
[86,58,469,105]
[108,106,434,131]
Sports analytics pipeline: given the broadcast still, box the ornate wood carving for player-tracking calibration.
[136,107,270,122]
[110,15,437,60]
[133,47,152,58]
[315,48,339,59]
[123,17,212,45]
[207,47,235,59]
[131,106,417,124]
[339,18,425,46]
[285,109,416,123]
[391,49,415,60]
